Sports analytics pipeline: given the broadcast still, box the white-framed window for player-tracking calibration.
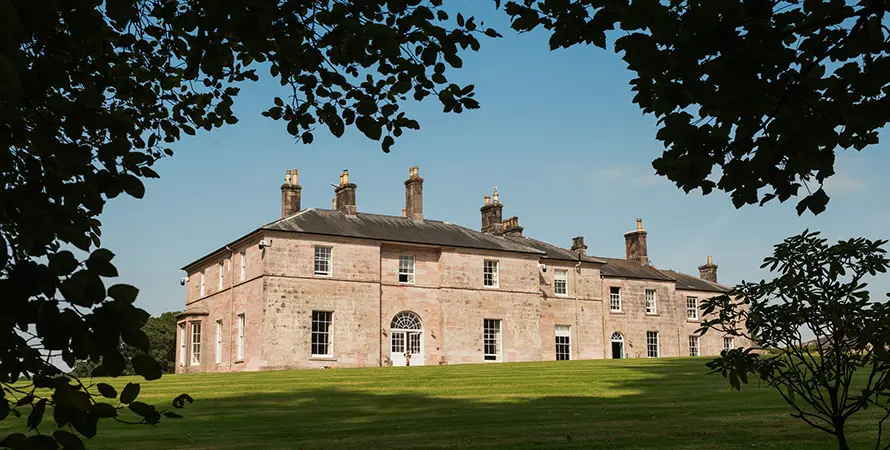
[314,246,332,276]
[645,289,657,315]
[218,261,224,290]
[554,269,568,296]
[237,313,245,361]
[646,331,659,358]
[226,257,231,272]
[190,321,202,365]
[399,255,415,284]
[240,250,246,281]
[215,320,222,364]
[610,287,621,312]
[689,335,700,356]
[483,260,499,288]
[200,270,205,297]
[483,319,502,361]
[178,323,186,366]
[555,325,571,360]
[686,296,699,320]
[311,311,333,357]
[724,336,734,351]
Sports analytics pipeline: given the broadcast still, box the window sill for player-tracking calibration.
[310,356,337,361]
[609,310,624,315]
[483,285,499,289]
[314,273,332,278]
[645,313,660,317]
[687,319,700,323]
[234,359,245,364]
[554,294,568,298]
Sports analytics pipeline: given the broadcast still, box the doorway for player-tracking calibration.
[390,311,424,366]
[611,332,624,359]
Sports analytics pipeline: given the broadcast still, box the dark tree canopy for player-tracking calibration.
[70,311,179,377]
[1,0,495,447]
[501,0,890,215]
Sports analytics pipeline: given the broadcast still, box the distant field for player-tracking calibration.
[1,358,882,449]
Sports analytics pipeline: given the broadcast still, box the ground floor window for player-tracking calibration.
[178,323,186,366]
[724,336,734,351]
[611,332,624,359]
[190,321,202,365]
[555,325,571,360]
[646,331,659,358]
[311,311,333,357]
[688,335,700,356]
[483,319,502,361]
[215,320,222,364]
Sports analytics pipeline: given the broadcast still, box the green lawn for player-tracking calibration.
[1,358,881,449]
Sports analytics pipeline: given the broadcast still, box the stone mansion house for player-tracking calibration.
[175,167,745,373]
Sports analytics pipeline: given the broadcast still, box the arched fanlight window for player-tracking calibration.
[611,332,624,342]
[391,311,422,330]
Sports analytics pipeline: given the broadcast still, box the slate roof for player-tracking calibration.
[504,236,606,264]
[660,269,730,293]
[597,257,676,281]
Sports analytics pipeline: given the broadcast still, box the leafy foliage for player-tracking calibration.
[500,0,890,215]
[69,311,180,378]
[2,0,494,446]
[699,231,890,450]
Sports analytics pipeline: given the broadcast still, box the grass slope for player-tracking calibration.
[1,358,881,449]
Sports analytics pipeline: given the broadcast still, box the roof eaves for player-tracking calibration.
[180,227,263,272]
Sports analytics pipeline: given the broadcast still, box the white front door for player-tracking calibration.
[390,330,423,366]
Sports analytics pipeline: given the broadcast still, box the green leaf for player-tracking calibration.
[53,430,85,450]
[119,383,140,404]
[120,174,145,199]
[28,399,47,430]
[382,136,395,153]
[355,116,382,141]
[86,248,118,278]
[107,284,139,303]
[172,393,194,409]
[132,354,163,381]
[96,383,117,399]
[90,403,117,419]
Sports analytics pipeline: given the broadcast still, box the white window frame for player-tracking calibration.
[483,260,499,288]
[311,311,333,357]
[215,320,222,364]
[237,313,245,361]
[555,325,571,360]
[200,270,205,297]
[178,323,186,366]
[398,255,416,284]
[226,256,231,272]
[689,335,700,356]
[646,331,659,358]
[645,289,657,315]
[483,319,502,361]
[686,296,699,320]
[553,269,568,296]
[724,336,734,351]
[609,287,621,312]
[190,321,202,366]
[240,250,246,282]
[314,246,333,277]
[218,261,224,290]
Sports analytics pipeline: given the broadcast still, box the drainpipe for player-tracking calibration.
[378,246,383,367]
[574,258,581,359]
[226,245,235,371]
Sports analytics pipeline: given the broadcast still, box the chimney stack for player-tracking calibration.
[624,218,649,265]
[571,236,587,257]
[404,166,423,221]
[334,169,357,215]
[280,169,302,218]
[698,256,718,283]
[503,216,523,237]
[481,188,504,235]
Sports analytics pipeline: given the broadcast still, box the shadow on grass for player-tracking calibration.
[0,360,866,449]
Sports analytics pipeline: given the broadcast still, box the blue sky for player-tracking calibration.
[99,2,890,316]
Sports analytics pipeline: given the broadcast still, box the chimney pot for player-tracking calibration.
[404,165,424,221]
[698,256,718,283]
[280,169,302,217]
[481,191,504,235]
[503,216,523,237]
[493,187,499,204]
[624,218,649,265]
[334,170,357,215]
[571,236,588,257]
